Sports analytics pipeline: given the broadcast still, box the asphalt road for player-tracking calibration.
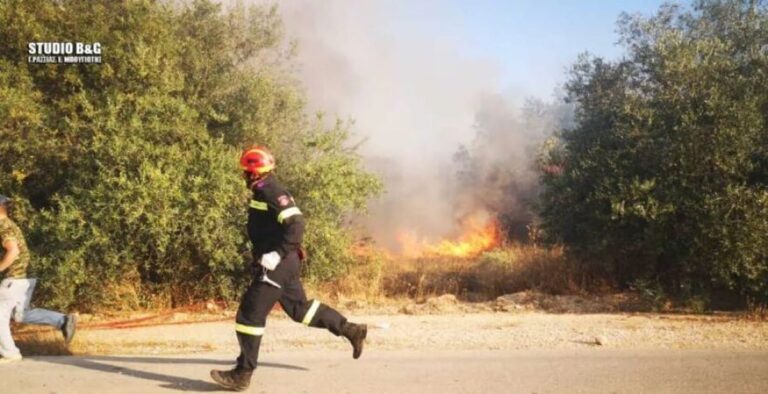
[2,349,767,393]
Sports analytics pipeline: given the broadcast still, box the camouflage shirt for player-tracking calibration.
[0,217,29,279]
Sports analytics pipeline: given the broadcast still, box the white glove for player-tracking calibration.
[260,251,281,271]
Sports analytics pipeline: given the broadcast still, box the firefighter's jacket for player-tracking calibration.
[247,174,305,258]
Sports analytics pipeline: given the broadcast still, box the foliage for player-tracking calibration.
[539,0,768,304]
[0,0,381,310]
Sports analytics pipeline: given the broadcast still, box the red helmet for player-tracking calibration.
[240,146,276,175]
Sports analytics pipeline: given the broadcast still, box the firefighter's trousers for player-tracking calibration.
[235,252,347,371]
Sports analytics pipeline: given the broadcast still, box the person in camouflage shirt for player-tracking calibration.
[0,195,77,364]
[0,214,30,280]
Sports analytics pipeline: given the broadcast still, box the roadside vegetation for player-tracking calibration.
[0,0,381,311]
[0,0,766,314]
[538,0,768,307]
[316,244,577,302]
[330,0,768,313]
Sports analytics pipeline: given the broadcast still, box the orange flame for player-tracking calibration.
[396,214,501,258]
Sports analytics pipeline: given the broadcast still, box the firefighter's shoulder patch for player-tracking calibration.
[277,194,292,207]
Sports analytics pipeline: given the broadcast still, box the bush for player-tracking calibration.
[0,0,381,310]
[539,0,768,304]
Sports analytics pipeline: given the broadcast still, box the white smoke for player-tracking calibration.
[226,0,565,250]
[276,0,509,249]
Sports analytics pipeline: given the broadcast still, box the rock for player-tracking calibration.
[494,292,536,311]
[594,336,607,346]
[342,299,368,310]
[400,295,460,315]
[424,294,459,313]
[427,294,457,306]
[400,304,419,315]
[494,302,524,312]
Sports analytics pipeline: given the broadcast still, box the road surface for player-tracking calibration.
[2,349,767,393]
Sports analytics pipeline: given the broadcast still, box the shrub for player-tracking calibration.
[0,0,381,310]
[539,0,768,303]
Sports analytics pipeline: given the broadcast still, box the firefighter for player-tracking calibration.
[210,146,368,391]
[0,195,77,364]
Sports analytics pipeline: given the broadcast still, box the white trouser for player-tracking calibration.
[0,278,66,357]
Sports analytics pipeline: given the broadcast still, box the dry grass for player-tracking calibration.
[11,313,225,356]
[382,245,575,301]
[14,330,217,356]
[14,328,73,356]
[308,245,394,305]
[310,244,602,304]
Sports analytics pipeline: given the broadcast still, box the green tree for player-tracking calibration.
[539,0,768,304]
[0,0,381,310]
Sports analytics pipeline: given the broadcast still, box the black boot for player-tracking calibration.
[341,322,367,359]
[210,367,253,392]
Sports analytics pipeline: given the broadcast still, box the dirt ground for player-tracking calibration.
[15,293,768,356]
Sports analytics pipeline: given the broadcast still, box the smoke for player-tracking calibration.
[455,95,574,240]
[277,1,499,158]
[252,1,570,250]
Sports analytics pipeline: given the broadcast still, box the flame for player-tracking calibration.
[396,214,501,258]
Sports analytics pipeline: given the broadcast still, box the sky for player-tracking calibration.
[279,0,688,158]
[383,0,685,98]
